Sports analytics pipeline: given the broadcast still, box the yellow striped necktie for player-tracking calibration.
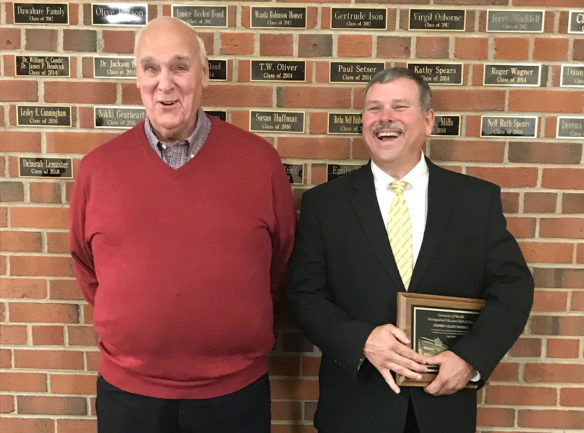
[387,180,413,290]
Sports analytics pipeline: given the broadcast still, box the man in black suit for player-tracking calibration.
[287,67,533,433]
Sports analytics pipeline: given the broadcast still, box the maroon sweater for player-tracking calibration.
[70,117,296,399]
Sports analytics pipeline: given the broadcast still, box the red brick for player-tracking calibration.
[301,356,321,376]
[15,349,84,370]
[203,85,272,108]
[0,394,14,414]
[506,217,535,239]
[57,419,97,433]
[509,338,541,358]
[271,401,302,420]
[563,193,584,214]
[32,325,64,346]
[532,290,568,312]
[25,29,58,51]
[268,356,300,377]
[30,183,62,204]
[501,192,520,214]
[260,34,293,57]
[466,167,538,188]
[531,316,584,337]
[573,291,584,312]
[524,192,557,213]
[0,181,24,201]
[298,34,333,57]
[270,378,319,400]
[486,385,557,406]
[0,324,27,344]
[540,218,584,239]
[508,142,582,164]
[377,36,411,59]
[18,395,87,415]
[278,87,351,109]
[47,232,69,254]
[546,338,580,358]
[0,278,46,299]
[543,169,584,190]
[63,29,97,52]
[430,140,504,163]
[433,89,505,111]
[0,231,42,252]
[9,302,78,323]
[0,349,11,368]
[560,387,584,407]
[494,37,530,60]
[46,131,117,155]
[86,351,100,372]
[50,279,84,301]
[67,325,99,346]
[0,81,37,102]
[278,137,350,159]
[0,418,53,433]
[416,37,449,58]
[220,33,254,55]
[0,372,47,392]
[518,409,584,429]
[519,242,573,264]
[0,28,20,50]
[338,35,372,57]
[10,207,69,229]
[0,131,41,152]
[44,82,116,104]
[509,90,583,113]
[534,38,570,61]
[455,37,488,60]
[50,373,97,395]
[476,407,515,427]
[103,30,135,53]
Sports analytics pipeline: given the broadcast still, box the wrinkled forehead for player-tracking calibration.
[136,21,200,62]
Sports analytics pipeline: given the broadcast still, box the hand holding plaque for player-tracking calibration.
[396,292,485,387]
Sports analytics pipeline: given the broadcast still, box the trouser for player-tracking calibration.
[96,373,271,433]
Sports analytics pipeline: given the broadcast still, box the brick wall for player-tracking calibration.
[1,1,583,432]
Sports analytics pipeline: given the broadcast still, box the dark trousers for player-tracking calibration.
[96,374,271,433]
[404,401,420,433]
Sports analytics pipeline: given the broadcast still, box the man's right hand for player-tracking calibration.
[363,324,429,394]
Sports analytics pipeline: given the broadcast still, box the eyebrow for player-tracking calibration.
[139,55,192,66]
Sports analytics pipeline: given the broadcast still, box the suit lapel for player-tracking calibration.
[349,164,404,289]
[410,159,455,290]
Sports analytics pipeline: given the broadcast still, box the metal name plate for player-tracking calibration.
[431,115,460,136]
[568,10,584,34]
[14,2,68,24]
[487,9,544,33]
[208,59,227,81]
[560,64,584,87]
[408,63,463,85]
[250,110,305,133]
[328,112,362,135]
[92,3,147,26]
[483,64,541,87]
[409,9,465,31]
[330,62,384,83]
[283,163,304,185]
[327,164,362,181]
[251,60,305,82]
[251,7,306,28]
[331,8,386,29]
[172,5,227,27]
[556,117,584,139]
[19,157,73,178]
[16,56,70,77]
[17,105,72,127]
[205,111,226,121]
[94,106,146,129]
[94,56,136,79]
[481,116,538,138]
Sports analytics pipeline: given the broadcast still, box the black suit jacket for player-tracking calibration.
[287,159,533,433]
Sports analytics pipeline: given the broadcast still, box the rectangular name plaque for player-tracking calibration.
[94,56,136,79]
[431,115,460,137]
[208,59,227,81]
[487,10,544,33]
[205,110,226,121]
[560,65,584,87]
[251,7,306,28]
[16,56,70,77]
[396,292,485,387]
[172,5,228,27]
[330,62,384,83]
[95,106,145,129]
[283,163,305,185]
[251,60,305,82]
[19,157,73,178]
[568,11,584,34]
[556,116,584,139]
[481,116,538,138]
[408,63,463,85]
[92,3,147,26]
[483,64,541,87]
[14,3,68,24]
[17,105,72,127]
[331,8,386,30]
[409,9,465,31]
[328,112,362,135]
[327,164,362,181]
[250,111,305,133]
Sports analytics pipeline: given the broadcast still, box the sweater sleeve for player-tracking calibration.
[268,160,297,304]
[69,160,98,306]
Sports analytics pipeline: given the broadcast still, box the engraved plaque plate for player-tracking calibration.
[16,56,70,77]
[94,106,145,129]
[560,65,584,87]
[92,3,147,26]
[396,293,485,387]
[205,110,226,121]
[250,111,305,133]
[330,62,384,83]
[409,9,465,31]
[431,115,460,136]
[19,157,73,178]
[568,11,584,34]
[17,105,72,127]
[172,5,228,27]
[208,59,227,81]
[327,164,362,181]
[556,117,584,139]
[94,56,136,79]
[251,7,306,28]
[251,60,305,82]
[481,116,538,138]
[14,3,69,24]
[483,64,541,87]
[328,112,362,135]
[331,8,386,30]
[407,63,463,85]
[487,10,544,33]
[284,163,304,185]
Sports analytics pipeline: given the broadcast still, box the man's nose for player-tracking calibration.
[157,69,174,91]
[379,105,394,122]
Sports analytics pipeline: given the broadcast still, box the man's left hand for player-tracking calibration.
[423,351,474,396]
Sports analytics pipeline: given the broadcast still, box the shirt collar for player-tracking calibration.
[144,107,209,151]
[371,153,428,191]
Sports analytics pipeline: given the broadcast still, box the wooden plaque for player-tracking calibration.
[396,292,485,387]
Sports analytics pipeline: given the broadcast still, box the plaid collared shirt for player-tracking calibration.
[144,108,211,169]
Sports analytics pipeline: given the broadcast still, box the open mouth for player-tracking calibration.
[159,100,177,107]
[373,127,404,142]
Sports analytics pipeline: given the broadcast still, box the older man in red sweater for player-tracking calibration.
[70,17,296,433]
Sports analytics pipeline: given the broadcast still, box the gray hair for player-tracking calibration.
[364,67,432,112]
[134,16,207,64]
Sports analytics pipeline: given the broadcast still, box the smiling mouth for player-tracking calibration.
[158,100,177,107]
[373,128,404,142]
